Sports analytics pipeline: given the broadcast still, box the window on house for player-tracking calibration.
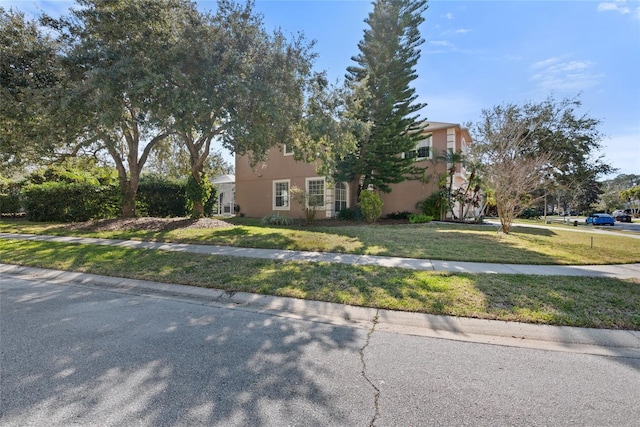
[283,144,294,156]
[306,178,325,208]
[335,182,347,213]
[416,145,430,159]
[273,180,290,210]
[415,136,432,160]
[404,136,432,160]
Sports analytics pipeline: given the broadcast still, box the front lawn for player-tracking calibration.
[1,218,639,265]
[1,238,638,330]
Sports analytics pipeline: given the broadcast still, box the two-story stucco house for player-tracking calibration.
[234,121,472,220]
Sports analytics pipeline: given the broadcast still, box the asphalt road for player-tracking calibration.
[2,276,639,426]
[612,220,640,233]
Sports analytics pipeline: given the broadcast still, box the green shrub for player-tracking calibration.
[0,194,21,215]
[408,213,434,224]
[337,207,359,221]
[358,190,383,223]
[21,182,119,222]
[0,178,22,216]
[203,188,217,217]
[518,207,541,219]
[186,173,213,218]
[26,164,117,186]
[138,176,188,218]
[261,212,294,226]
[384,211,411,220]
[416,190,448,220]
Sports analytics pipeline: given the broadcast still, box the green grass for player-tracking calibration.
[1,238,638,330]
[1,218,639,265]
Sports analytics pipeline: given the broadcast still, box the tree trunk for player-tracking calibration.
[121,180,136,218]
[190,167,205,219]
[350,175,362,212]
[192,202,204,218]
[497,197,514,234]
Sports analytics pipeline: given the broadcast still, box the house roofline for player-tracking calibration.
[423,121,463,131]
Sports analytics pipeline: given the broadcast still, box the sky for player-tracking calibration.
[3,0,639,179]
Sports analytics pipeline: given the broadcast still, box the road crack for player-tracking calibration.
[360,310,380,426]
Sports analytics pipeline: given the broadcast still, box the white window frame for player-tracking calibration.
[305,177,326,209]
[283,144,294,156]
[415,136,432,160]
[272,179,290,210]
[403,136,432,160]
[334,182,348,213]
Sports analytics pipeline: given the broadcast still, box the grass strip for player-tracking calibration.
[1,239,638,330]
[2,220,640,265]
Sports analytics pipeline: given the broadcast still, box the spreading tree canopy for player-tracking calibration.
[0,8,69,174]
[473,97,613,233]
[164,0,328,217]
[338,0,429,206]
[533,98,614,213]
[44,0,201,217]
[32,0,342,218]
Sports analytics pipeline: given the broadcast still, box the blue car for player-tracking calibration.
[585,213,615,226]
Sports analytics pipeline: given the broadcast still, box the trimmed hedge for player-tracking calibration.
[18,176,217,222]
[0,194,21,215]
[21,182,120,222]
[137,176,216,218]
[137,177,189,218]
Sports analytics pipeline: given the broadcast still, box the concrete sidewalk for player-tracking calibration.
[2,232,640,279]
[1,263,639,358]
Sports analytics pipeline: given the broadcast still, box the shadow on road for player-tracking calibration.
[0,278,369,425]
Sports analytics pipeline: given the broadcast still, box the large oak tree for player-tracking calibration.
[39,0,342,218]
[165,0,326,217]
[46,0,201,217]
[0,8,69,175]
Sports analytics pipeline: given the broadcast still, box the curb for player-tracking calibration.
[2,263,639,358]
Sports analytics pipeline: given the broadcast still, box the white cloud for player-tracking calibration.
[532,57,563,70]
[597,0,640,19]
[430,40,453,47]
[530,57,603,93]
[455,28,472,34]
[597,1,631,14]
[445,13,454,20]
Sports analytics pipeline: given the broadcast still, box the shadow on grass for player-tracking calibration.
[307,223,563,264]
[10,238,637,331]
[509,226,557,237]
[4,218,639,265]
[0,220,573,265]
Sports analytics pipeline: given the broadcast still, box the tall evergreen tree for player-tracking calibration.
[338,0,428,206]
